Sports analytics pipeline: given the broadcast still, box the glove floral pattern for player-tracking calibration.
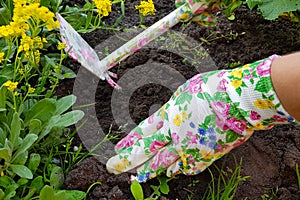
[106,55,298,182]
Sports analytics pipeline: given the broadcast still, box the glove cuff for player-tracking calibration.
[222,55,299,130]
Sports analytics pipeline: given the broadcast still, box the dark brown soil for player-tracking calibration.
[59,1,300,199]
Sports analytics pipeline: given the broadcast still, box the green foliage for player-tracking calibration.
[0,89,84,199]
[296,163,300,192]
[60,0,125,33]
[39,185,86,200]
[130,175,172,200]
[245,0,300,20]
[131,180,144,200]
[201,158,250,200]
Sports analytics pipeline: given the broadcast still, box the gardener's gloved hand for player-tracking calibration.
[175,0,239,26]
[106,55,298,182]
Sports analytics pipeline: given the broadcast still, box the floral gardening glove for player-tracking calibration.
[106,55,299,182]
[175,0,240,26]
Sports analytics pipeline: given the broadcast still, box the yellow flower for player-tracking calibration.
[254,99,268,110]
[181,110,188,120]
[242,64,250,69]
[0,52,5,63]
[33,50,40,63]
[3,81,18,92]
[28,87,35,93]
[231,79,242,88]
[18,69,25,75]
[230,69,242,78]
[179,13,190,20]
[57,42,66,50]
[1,171,4,176]
[115,162,125,172]
[254,122,265,130]
[266,100,274,108]
[93,0,112,16]
[135,0,156,16]
[18,35,34,53]
[173,114,182,126]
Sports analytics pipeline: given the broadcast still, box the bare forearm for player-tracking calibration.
[271,52,300,121]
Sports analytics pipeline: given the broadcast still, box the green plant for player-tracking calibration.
[201,158,250,200]
[0,0,75,98]
[296,163,300,192]
[260,187,279,200]
[134,0,156,29]
[245,0,300,21]
[130,175,172,200]
[60,0,125,33]
[0,86,84,199]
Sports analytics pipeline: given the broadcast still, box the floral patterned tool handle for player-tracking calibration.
[57,4,187,88]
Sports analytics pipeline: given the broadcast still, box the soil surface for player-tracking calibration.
[59,1,300,199]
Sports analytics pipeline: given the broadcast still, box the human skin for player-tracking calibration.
[271,51,300,121]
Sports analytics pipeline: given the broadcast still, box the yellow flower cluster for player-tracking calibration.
[114,158,129,172]
[231,79,242,88]
[18,35,47,63]
[3,81,18,92]
[254,98,274,110]
[57,42,67,50]
[173,110,189,126]
[0,52,5,63]
[135,0,156,16]
[93,0,112,17]
[28,87,35,93]
[0,0,59,39]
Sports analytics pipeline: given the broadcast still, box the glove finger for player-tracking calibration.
[191,11,218,27]
[133,142,179,182]
[114,104,167,152]
[168,135,253,176]
[107,128,171,175]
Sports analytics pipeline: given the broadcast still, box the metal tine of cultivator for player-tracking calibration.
[57,4,191,88]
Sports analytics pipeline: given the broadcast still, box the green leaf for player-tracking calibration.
[175,92,192,105]
[28,153,41,174]
[30,176,44,193]
[55,95,76,115]
[13,151,28,165]
[61,66,76,79]
[0,7,11,25]
[10,112,21,146]
[0,127,6,145]
[17,178,29,186]
[247,0,300,20]
[40,185,66,200]
[130,180,144,200]
[255,77,271,93]
[54,110,84,127]
[0,86,6,109]
[197,92,204,99]
[0,189,4,199]
[158,176,170,195]
[0,148,10,162]
[10,164,33,179]
[12,134,38,163]
[24,99,56,125]
[0,175,16,188]
[225,130,241,143]
[246,0,262,10]
[50,166,64,190]
[64,190,86,200]
[235,87,242,96]
[29,119,42,135]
